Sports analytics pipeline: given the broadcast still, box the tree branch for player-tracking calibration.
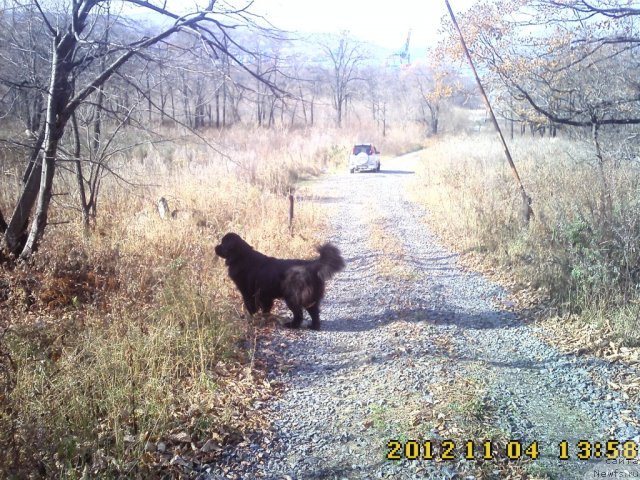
[0,208,7,234]
[32,0,57,36]
[512,83,640,127]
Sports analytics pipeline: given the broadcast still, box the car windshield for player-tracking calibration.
[353,145,372,155]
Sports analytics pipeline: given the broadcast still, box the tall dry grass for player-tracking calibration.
[0,131,326,478]
[410,133,640,346]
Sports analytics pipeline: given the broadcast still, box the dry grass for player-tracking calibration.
[365,212,418,281]
[426,366,536,479]
[0,130,326,478]
[409,133,640,347]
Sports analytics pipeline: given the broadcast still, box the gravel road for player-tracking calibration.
[203,152,640,480]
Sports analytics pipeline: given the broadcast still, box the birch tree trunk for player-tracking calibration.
[20,32,74,259]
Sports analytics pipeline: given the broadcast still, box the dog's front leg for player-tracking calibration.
[242,294,258,316]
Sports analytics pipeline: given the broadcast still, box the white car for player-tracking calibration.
[349,144,380,173]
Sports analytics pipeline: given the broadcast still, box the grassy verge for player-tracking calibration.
[0,136,324,478]
[408,133,640,349]
[365,212,419,282]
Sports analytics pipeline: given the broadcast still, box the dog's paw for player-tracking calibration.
[283,321,300,329]
[309,324,321,331]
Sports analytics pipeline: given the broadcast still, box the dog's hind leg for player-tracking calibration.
[283,300,304,328]
[306,304,321,330]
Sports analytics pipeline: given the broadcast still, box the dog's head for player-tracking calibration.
[214,232,253,263]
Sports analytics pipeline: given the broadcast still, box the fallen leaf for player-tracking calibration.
[201,439,222,453]
[170,432,191,443]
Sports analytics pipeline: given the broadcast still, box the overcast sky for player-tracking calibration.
[251,0,478,53]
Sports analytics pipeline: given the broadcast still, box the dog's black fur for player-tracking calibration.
[215,232,344,330]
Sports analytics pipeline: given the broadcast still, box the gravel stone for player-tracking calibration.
[202,153,640,480]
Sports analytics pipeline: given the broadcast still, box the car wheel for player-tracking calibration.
[349,168,355,174]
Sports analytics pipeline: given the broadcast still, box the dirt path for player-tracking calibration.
[205,152,640,480]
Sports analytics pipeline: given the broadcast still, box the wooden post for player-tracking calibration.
[288,193,294,235]
[157,197,170,219]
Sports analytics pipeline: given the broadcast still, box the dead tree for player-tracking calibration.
[318,32,367,128]
[0,0,278,261]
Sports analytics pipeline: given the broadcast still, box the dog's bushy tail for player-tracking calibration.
[316,243,345,281]
[281,244,344,308]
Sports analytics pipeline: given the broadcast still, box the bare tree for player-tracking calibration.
[318,32,366,128]
[0,3,48,135]
[441,0,640,130]
[0,0,276,261]
[408,52,460,136]
[292,59,324,127]
[439,0,640,223]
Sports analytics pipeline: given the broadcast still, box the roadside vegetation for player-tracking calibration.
[407,0,640,355]
[410,134,640,349]
[0,130,311,477]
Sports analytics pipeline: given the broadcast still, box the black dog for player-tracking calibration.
[215,232,344,330]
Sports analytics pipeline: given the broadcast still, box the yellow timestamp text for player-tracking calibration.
[385,439,639,461]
